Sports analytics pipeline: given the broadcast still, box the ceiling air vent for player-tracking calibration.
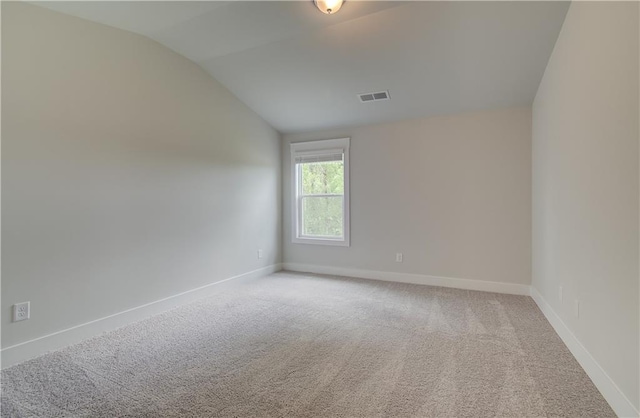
[358,90,390,103]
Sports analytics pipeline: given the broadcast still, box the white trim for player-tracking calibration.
[294,236,349,247]
[283,263,638,416]
[282,263,531,296]
[1,264,283,369]
[290,138,349,152]
[531,287,639,418]
[290,138,350,247]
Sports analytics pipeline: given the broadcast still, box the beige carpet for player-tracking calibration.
[1,271,614,417]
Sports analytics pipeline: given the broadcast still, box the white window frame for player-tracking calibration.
[290,138,350,247]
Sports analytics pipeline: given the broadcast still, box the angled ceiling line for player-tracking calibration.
[190,1,411,64]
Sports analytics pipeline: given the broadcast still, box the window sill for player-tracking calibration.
[292,236,350,247]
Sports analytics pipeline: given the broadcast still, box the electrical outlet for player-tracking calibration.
[396,253,403,263]
[13,302,30,322]
[559,286,563,302]
[257,249,263,259]
[574,299,580,318]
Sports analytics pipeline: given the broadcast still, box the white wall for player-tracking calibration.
[2,3,281,350]
[283,107,532,288]
[532,1,639,414]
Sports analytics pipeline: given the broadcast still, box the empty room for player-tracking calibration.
[1,0,638,417]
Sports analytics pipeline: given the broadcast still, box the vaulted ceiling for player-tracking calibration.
[34,1,570,133]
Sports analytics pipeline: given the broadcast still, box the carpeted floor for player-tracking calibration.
[1,271,614,417]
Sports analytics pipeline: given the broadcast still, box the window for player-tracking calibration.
[291,138,350,246]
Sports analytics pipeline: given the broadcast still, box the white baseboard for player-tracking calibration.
[531,287,639,418]
[6,263,635,417]
[282,263,531,296]
[1,263,283,369]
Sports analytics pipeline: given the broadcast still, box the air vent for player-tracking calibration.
[358,90,390,103]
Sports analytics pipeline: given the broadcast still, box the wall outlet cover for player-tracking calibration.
[13,302,30,322]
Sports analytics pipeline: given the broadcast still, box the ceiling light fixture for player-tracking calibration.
[314,0,344,15]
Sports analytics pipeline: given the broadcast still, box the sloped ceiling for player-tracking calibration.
[33,1,570,133]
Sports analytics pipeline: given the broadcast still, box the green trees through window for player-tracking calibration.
[299,161,344,238]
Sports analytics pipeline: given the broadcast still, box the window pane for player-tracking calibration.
[300,160,344,195]
[301,196,343,238]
